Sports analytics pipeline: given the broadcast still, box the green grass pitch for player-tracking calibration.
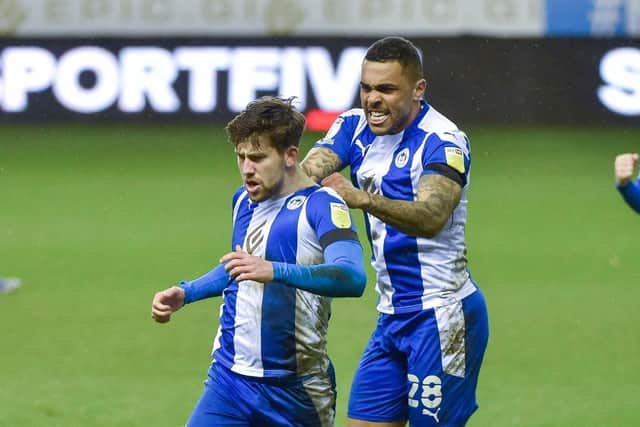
[1,123,639,426]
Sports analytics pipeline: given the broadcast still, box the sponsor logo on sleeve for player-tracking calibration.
[444,147,465,173]
[330,202,351,228]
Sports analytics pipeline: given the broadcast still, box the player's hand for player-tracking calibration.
[321,173,369,208]
[151,286,185,323]
[221,245,274,283]
[614,153,639,186]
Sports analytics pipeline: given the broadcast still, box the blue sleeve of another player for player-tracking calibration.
[618,179,640,213]
[272,240,366,297]
[311,112,361,168]
[179,264,231,304]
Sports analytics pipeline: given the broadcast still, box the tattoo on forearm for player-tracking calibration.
[301,147,342,181]
[365,174,462,238]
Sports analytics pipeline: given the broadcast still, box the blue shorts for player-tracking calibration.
[186,361,336,427]
[348,289,489,426]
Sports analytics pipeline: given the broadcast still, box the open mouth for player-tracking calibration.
[245,180,261,193]
[367,110,389,126]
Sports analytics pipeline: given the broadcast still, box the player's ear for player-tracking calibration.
[285,146,299,167]
[414,78,427,100]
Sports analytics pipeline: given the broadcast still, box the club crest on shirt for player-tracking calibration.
[286,195,306,210]
[445,147,465,173]
[395,148,410,168]
[330,203,351,228]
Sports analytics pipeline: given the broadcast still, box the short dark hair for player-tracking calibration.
[225,96,306,152]
[365,36,423,82]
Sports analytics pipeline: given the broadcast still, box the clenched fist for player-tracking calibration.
[614,153,639,186]
[151,286,185,323]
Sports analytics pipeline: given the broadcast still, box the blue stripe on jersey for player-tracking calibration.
[383,227,423,307]
[215,191,254,368]
[260,280,297,373]
[260,186,320,373]
[378,143,416,201]
[377,139,425,309]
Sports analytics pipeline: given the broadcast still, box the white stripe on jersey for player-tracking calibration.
[355,134,403,313]
[231,196,286,377]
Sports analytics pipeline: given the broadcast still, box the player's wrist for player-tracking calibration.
[616,177,631,187]
[272,262,286,283]
[178,281,193,304]
[357,191,373,209]
[174,286,186,303]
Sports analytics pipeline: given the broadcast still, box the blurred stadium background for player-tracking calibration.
[1,1,639,426]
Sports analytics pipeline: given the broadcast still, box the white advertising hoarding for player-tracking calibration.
[0,0,543,36]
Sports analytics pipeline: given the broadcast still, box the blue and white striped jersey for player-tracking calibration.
[211,184,357,379]
[314,101,477,314]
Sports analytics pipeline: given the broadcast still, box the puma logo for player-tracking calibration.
[245,220,267,255]
[422,407,441,423]
[354,139,369,157]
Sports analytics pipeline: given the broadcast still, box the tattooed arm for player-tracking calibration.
[303,145,462,238]
[367,174,461,237]
[323,172,461,238]
[301,147,343,182]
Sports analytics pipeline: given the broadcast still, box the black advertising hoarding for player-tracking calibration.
[0,37,371,129]
[428,37,640,127]
[0,37,638,127]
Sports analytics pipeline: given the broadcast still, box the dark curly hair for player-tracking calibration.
[365,36,423,82]
[225,96,306,153]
